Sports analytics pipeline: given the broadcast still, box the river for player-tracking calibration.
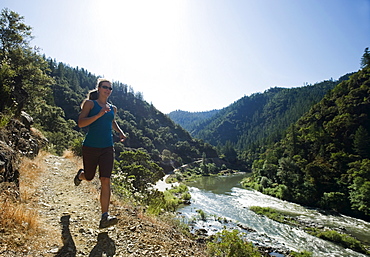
[175,173,370,257]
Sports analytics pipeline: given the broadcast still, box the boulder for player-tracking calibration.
[0,141,19,187]
[20,111,34,129]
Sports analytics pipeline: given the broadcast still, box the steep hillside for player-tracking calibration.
[189,76,353,151]
[244,66,370,219]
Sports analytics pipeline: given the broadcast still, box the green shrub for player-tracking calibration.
[207,229,261,257]
[196,209,207,221]
[146,189,183,215]
[289,250,312,257]
[70,137,83,156]
[316,230,368,254]
[168,183,188,194]
[182,192,191,201]
[146,191,167,215]
[249,206,285,223]
[0,112,11,128]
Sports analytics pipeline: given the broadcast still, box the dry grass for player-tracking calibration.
[1,151,47,231]
[0,199,38,231]
[0,150,58,253]
[18,151,47,203]
[62,149,78,160]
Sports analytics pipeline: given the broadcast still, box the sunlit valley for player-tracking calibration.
[1,8,370,257]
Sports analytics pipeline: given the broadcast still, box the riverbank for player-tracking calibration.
[250,206,370,255]
[154,174,179,191]
[177,174,370,257]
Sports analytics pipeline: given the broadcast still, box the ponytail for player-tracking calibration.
[88,89,99,100]
[80,89,98,109]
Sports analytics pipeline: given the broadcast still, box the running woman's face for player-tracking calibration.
[99,82,113,97]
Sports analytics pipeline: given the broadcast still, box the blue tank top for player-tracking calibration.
[83,100,114,148]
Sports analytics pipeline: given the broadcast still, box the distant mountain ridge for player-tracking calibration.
[167,109,219,132]
[168,73,354,152]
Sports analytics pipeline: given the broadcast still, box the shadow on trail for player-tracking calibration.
[56,215,76,257]
[89,232,116,257]
[55,215,116,257]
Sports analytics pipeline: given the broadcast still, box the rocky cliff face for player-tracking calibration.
[0,113,47,195]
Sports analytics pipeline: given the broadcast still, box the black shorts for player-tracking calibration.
[82,145,114,180]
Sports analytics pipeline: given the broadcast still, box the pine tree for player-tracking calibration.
[353,126,370,158]
[361,47,370,68]
[0,8,53,117]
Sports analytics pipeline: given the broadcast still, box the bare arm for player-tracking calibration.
[112,105,127,142]
[78,100,109,128]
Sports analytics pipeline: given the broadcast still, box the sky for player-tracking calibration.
[1,0,369,113]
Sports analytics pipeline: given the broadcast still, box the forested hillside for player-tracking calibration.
[168,109,219,133]
[243,59,370,219]
[189,77,352,151]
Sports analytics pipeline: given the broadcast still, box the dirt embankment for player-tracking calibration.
[2,153,207,257]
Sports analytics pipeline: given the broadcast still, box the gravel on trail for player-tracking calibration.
[37,154,206,257]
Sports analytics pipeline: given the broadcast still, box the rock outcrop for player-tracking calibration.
[0,113,47,192]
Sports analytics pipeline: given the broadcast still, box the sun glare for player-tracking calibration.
[87,0,190,106]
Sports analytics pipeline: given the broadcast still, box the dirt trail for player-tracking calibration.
[37,154,206,257]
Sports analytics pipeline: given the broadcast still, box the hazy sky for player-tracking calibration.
[1,0,369,113]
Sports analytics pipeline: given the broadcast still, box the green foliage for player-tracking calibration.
[318,192,346,211]
[146,190,177,215]
[183,81,342,164]
[353,126,370,158]
[196,209,207,221]
[289,251,313,257]
[111,169,135,201]
[168,109,219,132]
[207,229,261,257]
[250,206,368,255]
[347,159,370,215]
[146,190,180,215]
[245,65,370,219]
[0,109,11,128]
[138,184,191,215]
[249,206,299,224]
[361,47,370,68]
[314,230,368,255]
[116,150,164,192]
[0,8,81,154]
[70,137,84,157]
[32,104,81,155]
[168,183,188,194]
[0,8,54,118]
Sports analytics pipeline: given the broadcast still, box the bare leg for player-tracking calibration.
[79,171,87,181]
[100,177,111,214]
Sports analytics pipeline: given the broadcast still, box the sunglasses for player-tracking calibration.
[100,85,113,91]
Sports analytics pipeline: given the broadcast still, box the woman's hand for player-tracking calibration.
[119,133,127,142]
[98,106,111,117]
